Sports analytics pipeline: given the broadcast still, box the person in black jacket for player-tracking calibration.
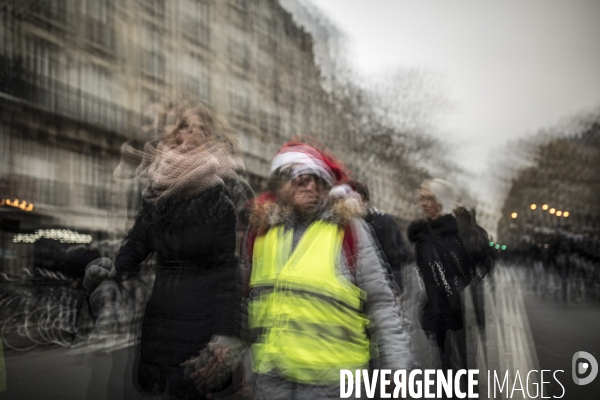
[84,101,252,399]
[349,180,411,292]
[408,179,475,381]
[455,206,495,367]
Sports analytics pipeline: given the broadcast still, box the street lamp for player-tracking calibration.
[556,211,562,217]
[530,204,537,210]
[549,208,556,214]
[542,204,549,210]
[563,211,570,218]
[511,212,518,219]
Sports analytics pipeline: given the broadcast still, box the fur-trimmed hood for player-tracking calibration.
[248,195,366,234]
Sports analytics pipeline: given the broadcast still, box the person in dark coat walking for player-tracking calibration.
[349,180,411,292]
[454,206,495,367]
[407,179,475,379]
[84,101,252,399]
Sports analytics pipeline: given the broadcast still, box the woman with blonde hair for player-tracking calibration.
[85,100,252,399]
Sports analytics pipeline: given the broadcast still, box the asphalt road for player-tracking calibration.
[522,285,600,399]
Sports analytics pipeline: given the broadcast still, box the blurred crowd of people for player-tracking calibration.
[66,100,502,400]
[503,227,600,305]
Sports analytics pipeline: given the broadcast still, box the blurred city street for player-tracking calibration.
[1,0,599,399]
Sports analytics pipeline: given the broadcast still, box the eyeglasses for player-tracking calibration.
[277,168,293,181]
[291,174,323,188]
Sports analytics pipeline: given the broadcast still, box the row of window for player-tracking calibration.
[1,128,113,209]
[2,133,111,187]
[19,35,209,107]
[5,175,111,209]
[33,0,155,24]
[18,35,309,115]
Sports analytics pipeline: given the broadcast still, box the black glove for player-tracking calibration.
[83,258,115,294]
[187,336,245,394]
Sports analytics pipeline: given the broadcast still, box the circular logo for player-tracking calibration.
[572,351,598,385]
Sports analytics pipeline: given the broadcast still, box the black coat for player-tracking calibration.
[365,208,410,291]
[454,207,495,280]
[407,214,475,332]
[115,185,238,399]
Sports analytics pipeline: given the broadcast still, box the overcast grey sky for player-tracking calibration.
[306,0,600,203]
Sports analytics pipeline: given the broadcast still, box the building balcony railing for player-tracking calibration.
[0,56,143,137]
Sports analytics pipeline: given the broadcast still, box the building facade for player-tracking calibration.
[0,0,423,278]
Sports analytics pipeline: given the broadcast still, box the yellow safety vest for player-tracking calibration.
[249,221,370,384]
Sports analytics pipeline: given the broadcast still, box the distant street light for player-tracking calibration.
[511,212,518,219]
[556,211,562,217]
[549,208,556,214]
[563,211,570,217]
[530,204,537,210]
[542,204,549,210]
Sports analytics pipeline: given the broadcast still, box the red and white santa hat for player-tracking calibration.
[269,141,350,186]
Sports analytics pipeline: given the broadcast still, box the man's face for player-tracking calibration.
[289,173,327,214]
[419,187,442,220]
